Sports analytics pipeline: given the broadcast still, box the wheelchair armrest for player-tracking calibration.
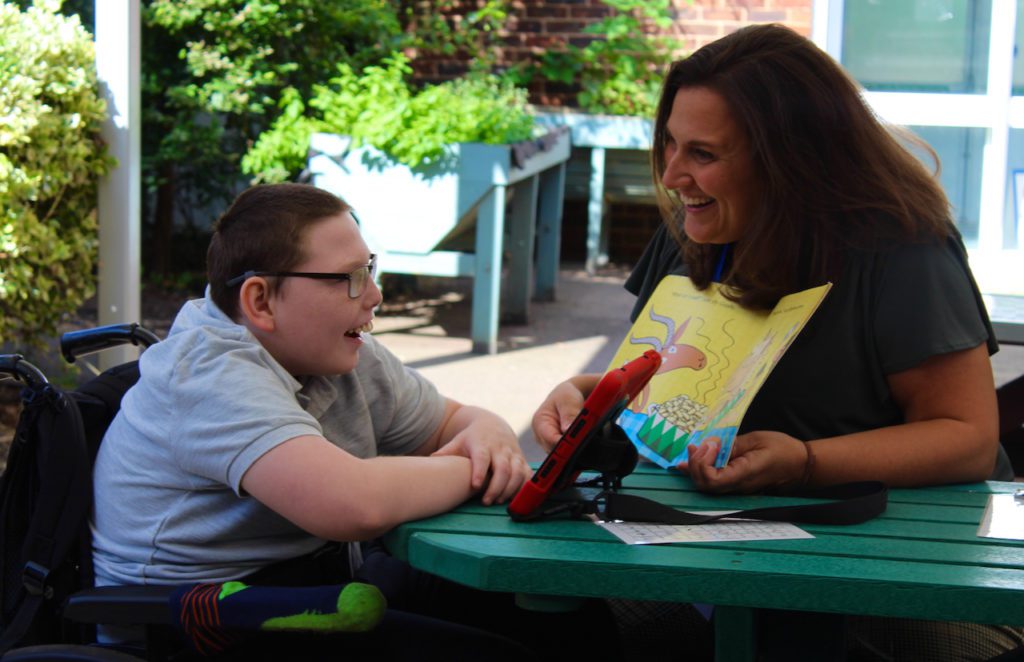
[0,643,146,661]
[63,585,175,626]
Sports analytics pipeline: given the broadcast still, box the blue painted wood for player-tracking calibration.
[367,251,476,278]
[505,175,539,324]
[587,147,607,274]
[308,130,571,354]
[471,185,506,355]
[534,111,653,149]
[535,111,655,275]
[534,163,565,302]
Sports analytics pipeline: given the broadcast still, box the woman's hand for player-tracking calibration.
[679,431,809,494]
[531,375,601,452]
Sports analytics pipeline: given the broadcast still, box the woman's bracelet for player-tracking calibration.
[800,441,817,487]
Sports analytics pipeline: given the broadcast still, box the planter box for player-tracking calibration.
[534,111,655,274]
[309,129,571,354]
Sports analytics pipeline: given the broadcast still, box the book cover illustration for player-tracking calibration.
[608,276,831,470]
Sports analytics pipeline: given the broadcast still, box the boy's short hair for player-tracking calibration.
[207,183,352,320]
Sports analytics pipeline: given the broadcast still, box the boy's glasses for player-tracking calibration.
[226,254,378,299]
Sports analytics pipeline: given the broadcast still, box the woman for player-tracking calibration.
[533,24,1018,660]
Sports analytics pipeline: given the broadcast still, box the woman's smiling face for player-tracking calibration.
[660,86,759,245]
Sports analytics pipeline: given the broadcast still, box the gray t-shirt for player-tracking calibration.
[91,295,446,586]
[625,225,1012,480]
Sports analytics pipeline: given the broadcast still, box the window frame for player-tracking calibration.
[813,0,1023,309]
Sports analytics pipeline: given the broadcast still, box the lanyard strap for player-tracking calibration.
[712,243,733,282]
[598,481,888,526]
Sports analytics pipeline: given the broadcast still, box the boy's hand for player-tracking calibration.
[431,410,532,505]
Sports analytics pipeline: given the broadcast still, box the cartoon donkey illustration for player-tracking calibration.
[628,311,707,413]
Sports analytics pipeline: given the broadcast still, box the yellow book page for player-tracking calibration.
[609,276,831,469]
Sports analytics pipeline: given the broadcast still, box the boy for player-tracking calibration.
[90,183,538,657]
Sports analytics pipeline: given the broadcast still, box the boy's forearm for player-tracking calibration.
[437,404,506,443]
[347,454,476,538]
[244,436,476,542]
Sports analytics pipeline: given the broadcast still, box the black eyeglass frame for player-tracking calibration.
[225,254,378,299]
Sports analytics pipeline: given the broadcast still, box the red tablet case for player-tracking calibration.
[507,349,662,520]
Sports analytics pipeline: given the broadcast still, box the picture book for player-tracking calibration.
[609,276,831,469]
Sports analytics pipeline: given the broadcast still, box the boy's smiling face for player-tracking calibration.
[261,211,382,376]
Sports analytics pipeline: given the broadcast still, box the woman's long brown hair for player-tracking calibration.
[651,24,954,310]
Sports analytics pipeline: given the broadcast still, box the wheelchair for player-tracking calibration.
[0,324,385,660]
[0,324,179,660]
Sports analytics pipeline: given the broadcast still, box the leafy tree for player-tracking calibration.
[0,0,112,346]
[243,1,528,183]
[401,0,511,75]
[141,0,405,279]
[13,1,527,286]
[243,54,535,181]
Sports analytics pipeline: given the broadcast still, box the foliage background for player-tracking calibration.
[243,54,536,181]
[0,1,111,346]
[139,0,407,282]
[2,0,681,347]
[507,0,676,117]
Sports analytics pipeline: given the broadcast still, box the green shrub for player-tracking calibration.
[242,54,536,181]
[515,0,679,117]
[0,0,111,346]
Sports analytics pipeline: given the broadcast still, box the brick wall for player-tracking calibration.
[411,0,813,107]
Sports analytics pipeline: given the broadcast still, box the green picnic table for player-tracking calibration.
[383,465,1024,661]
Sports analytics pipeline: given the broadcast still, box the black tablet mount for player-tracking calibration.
[528,421,639,521]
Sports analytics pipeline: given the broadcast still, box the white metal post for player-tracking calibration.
[977,0,1017,253]
[811,0,843,55]
[95,0,142,368]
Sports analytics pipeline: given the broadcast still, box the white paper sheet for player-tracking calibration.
[977,491,1024,540]
[592,513,814,545]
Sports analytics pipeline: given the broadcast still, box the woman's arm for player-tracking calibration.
[810,342,998,485]
[685,343,999,492]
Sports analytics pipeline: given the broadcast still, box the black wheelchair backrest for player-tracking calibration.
[0,324,159,653]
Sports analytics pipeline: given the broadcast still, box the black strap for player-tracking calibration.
[515,419,888,526]
[0,387,91,653]
[26,389,91,586]
[0,593,43,653]
[599,481,888,526]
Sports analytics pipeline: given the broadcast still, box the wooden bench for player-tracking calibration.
[309,130,571,354]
